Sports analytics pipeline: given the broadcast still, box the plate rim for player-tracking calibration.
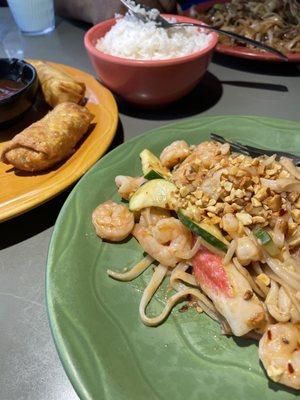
[216,44,300,63]
[46,114,300,400]
[0,61,119,222]
[184,2,300,63]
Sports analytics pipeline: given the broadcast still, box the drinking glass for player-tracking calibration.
[7,0,55,36]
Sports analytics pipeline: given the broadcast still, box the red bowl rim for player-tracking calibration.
[84,14,218,67]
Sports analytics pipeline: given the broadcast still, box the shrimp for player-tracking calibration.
[152,218,192,254]
[92,200,134,242]
[192,141,230,169]
[139,207,171,228]
[115,175,146,200]
[172,141,230,186]
[133,217,192,267]
[259,322,300,389]
[159,140,190,169]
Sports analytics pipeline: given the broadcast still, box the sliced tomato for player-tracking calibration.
[193,245,233,297]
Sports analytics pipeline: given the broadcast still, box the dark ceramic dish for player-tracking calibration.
[0,58,38,125]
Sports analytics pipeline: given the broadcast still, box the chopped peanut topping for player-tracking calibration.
[171,142,299,237]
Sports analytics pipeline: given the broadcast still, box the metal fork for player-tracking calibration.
[211,133,300,166]
[120,0,288,60]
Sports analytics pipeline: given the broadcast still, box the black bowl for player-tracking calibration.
[0,58,38,125]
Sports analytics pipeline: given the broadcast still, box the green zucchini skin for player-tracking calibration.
[178,210,228,253]
[140,149,169,179]
[144,170,164,180]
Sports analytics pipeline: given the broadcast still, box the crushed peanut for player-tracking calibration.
[236,212,252,226]
[264,195,282,211]
[256,273,271,287]
[170,141,300,242]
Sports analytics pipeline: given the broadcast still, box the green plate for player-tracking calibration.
[47,116,300,400]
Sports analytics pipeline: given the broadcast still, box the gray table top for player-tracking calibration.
[0,7,299,400]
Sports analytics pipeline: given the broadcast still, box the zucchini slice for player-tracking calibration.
[140,149,169,180]
[129,179,176,211]
[253,227,280,257]
[144,170,164,180]
[178,209,228,253]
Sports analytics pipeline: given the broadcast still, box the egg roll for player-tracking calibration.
[1,102,94,172]
[31,60,86,107]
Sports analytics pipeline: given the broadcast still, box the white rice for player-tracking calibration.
[96,11,212,60]
[125,0,160,20]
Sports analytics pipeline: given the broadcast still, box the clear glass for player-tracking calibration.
[7,0,55,36]
[2,30,24,59]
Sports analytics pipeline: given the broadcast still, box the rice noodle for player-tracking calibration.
[169,263,231,333]
[233,257,266,298]
[280,157,300,180]
[283,289,300,319]
[264,253,300,292]
[265,280,291,322]
[173,237,201,260]
[139,264,169,326]
[170,262,197,289]
[141,284,228,327]
[260,177,300,193]
[278,286,293,315]
[266,269,300,316]
[107,255,153,281]
[272,220,285,248]
[137,259,231,330]
[224,239,237,265]
[253,261,263,275]
[171,270,198,287]
[262,154,277,166]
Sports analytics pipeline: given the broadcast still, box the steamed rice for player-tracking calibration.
[125,0,160,20]
[96,13,212,60]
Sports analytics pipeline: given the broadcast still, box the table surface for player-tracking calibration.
[0,7,299,400]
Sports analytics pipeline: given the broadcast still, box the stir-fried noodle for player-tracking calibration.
[93,139,300,389]
[191,0,300,54]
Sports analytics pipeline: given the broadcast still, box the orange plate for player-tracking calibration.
[0,61,118,222]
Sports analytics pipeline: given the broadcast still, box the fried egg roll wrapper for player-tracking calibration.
[1,102,94,172]
[30,60,86,107]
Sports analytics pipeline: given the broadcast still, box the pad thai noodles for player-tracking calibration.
[92,140,300,390]
[191,0,300,54]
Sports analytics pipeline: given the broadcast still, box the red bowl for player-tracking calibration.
[84,15,218,107]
